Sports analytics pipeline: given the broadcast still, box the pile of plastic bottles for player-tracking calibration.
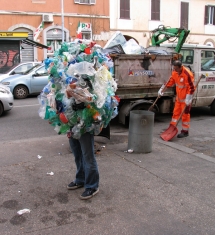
[38,40,119,139]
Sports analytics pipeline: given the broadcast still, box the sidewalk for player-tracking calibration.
[0,134,215,235]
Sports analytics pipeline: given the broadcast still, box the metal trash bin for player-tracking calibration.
[128,110,154,153]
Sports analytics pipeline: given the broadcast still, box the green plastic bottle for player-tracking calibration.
[58,123,70,134]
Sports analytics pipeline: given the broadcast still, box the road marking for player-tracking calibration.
[13,104,40,108]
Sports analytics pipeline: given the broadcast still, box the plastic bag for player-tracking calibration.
[122,39,143,54]
[104,31,127,49]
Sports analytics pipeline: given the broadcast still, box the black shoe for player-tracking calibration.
[177,131,189,138]
[80,188,99,200]
[67,181,84,190]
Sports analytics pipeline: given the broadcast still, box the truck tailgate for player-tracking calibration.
[112,54,174,99]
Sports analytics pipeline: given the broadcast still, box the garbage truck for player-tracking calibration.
[110,26,215,124]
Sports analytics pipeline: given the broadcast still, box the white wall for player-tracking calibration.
[110,0,215,47]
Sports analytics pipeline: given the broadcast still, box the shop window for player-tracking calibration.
[151,0,160,21]
[204,5,215,25]
[180,2,189,29]
[120,0,130,19]
[47,40,62,57]
[82,32,92,40]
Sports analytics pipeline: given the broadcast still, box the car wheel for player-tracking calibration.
[14,85,29,99]
[0,102,3,116]
[210,100,215,116]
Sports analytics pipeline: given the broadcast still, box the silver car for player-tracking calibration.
[1,64,49,99]
[0,62,41,82]
[0,83,13,116]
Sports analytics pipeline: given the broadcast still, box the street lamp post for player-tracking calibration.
[61,0,64,42]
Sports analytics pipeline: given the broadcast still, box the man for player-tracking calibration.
[66,83,99,200]
[158,60,195,138]
[66,84,100,200]
[67,132,99,200]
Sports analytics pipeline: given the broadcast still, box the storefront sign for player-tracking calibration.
[77,22,92,32]
[0,32,28,38]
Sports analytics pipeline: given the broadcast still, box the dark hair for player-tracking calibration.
[172,60,182,68]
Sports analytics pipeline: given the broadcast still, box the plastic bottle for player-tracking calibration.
[59,113,68,123]
[58,123,70,134]
[93,122,102,135]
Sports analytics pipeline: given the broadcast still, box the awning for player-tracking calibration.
[22,38,49,49]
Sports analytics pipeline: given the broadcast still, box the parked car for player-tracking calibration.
[1,64,49,99]
[0,62,42,82]
[0,83,13,116]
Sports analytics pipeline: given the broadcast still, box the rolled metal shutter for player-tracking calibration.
[13,28,34,62]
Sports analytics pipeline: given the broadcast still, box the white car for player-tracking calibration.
[0,84,13,116]
[0,62,42,82]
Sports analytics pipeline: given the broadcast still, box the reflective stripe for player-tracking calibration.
[176,83,186,89]
[182,127,189,130]
[182,122,190,125]
[171,118,177,122]
[176,96,185,102]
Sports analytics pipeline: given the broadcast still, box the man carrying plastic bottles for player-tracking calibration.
[158,60,195,138]
[66,85,99,200]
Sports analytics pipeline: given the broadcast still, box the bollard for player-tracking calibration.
[128,110,154,153]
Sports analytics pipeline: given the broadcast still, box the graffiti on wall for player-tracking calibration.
[0,43,20,74]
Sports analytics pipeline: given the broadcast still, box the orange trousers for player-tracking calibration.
[170,101,190,131]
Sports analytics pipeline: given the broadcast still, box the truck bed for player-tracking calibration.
[112,54,175,99]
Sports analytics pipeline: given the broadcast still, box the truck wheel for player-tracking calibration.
[210,100,215,116]
[14,85,29,99]
[0,102,3,116]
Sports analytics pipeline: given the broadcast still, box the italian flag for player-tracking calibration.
[77,21,82,39]
[34,21,44,41]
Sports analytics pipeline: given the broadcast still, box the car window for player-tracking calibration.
[12,63,33,74]
[179,49,194,64]
[201,50,215,71]
[34,66,48,76]
[23,64,41,75]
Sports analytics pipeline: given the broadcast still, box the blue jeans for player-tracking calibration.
[69,132,99,189]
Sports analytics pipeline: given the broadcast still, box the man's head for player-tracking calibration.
[172,60,182,73]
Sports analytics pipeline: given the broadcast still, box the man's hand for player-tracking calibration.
[185,94,193,106]
[184,104,191,114]
[158,84,165,97]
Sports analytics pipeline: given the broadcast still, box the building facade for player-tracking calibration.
[110,0,215,48]
[0,0,110,62]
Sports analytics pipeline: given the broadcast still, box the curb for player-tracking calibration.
[155,137,215,164]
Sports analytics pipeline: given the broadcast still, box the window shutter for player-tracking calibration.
[204,5,209,24]
[90,0,96,4]
[74,0,79,3]
[125,0,130,19]
[120,0,123,18]
[151,0,160,21]
[181,2,189,29]
[120,0,130,19]
[151,0,155,20]
[213,7,215,25]
[156,0,160,20]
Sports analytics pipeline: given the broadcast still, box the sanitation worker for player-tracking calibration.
[158,60,195,138]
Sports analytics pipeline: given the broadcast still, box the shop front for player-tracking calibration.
[0,32,48,74]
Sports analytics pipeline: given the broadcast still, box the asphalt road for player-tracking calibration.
[0,96,57,142]
[1,96,215,157]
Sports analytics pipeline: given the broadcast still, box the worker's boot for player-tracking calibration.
[177,130,189,138]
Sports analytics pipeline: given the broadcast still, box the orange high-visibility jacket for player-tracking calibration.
[166,66,195,102]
